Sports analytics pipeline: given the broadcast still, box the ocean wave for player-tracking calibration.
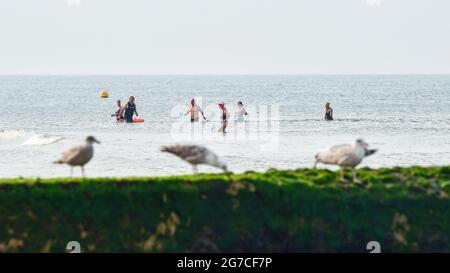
[21,135,64,146]
[0,129,64,146]
[0,129,28,139]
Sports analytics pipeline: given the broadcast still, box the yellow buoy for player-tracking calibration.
[100,90,109,98]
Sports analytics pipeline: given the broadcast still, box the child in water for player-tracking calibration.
[111,100,124,122]
[324,102,333,121]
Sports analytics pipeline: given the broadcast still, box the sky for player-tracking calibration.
[0,0,449,75]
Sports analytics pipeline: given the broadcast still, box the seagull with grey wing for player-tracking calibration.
[314,138,377,183]
[161,144,228,174]
[54,136,100,177]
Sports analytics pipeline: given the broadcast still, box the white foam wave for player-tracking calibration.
[0,129,64,146]
[21,135,64,146]
[0,129,28,140]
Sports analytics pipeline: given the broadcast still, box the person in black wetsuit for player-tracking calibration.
[122,96,139,123]
[324,102,333,121]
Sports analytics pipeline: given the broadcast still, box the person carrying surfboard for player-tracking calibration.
[122,96,139,123]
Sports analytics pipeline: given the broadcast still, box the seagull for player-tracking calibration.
[314,138,377,183]
[161,144,228,174]
[54,136,100,177]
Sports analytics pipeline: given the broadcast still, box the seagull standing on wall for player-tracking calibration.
[54,136,100,177]
[161,144,228,174]
[314,138,377,183]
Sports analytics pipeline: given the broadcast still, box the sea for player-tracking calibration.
[0,75,449,178]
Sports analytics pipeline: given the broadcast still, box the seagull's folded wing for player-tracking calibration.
[184,146,210,164]
[329,145,364,166]
[321,144,352,163]
[59,145,83,164]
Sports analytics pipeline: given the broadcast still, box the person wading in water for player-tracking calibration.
[122,96,139,123]
[218,101,230,133]
[111,100,124,122]
[185,98,206,122]
[324,102,333,121]
[235,101,248,122]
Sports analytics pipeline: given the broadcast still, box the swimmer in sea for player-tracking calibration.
[218,101,230,133]
[111,100,124,122]
[324,102,333,121]
[122,96,139,123]
[185,98,207,122]
[236,101,248,122]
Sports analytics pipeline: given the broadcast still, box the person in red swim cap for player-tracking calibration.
[218,101,229,133]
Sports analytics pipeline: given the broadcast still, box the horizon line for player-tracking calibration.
[1,73,450,76]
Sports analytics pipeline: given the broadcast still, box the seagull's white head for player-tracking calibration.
[86,136,101,145]
[354,138,368,148]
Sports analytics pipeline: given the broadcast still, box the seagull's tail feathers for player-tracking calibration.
[53,159,63,164]
[364,149,377,157]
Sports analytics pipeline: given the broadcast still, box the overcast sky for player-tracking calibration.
[0,0,449,74]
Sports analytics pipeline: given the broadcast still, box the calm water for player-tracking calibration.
[0,75,449,178]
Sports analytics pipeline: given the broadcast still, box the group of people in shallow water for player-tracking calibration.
[185,98,248,133]
[112,96,139,123]
[111,96,334,130]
